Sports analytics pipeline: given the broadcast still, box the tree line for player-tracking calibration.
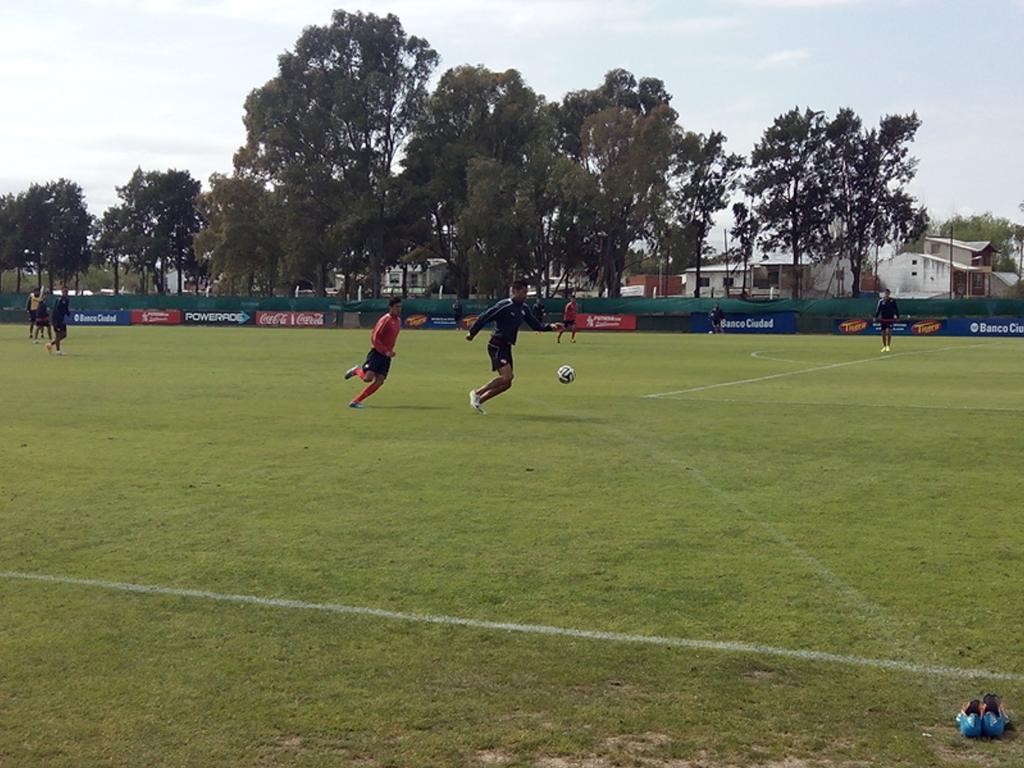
[8,9,1012,300]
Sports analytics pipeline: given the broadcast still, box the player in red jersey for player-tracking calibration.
[557,294,577,343]
[344,297,402,408]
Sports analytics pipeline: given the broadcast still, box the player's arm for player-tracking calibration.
[873,300,882,319]
[466,302,502,340]
[522,305,556,332]
[893,301,900,320]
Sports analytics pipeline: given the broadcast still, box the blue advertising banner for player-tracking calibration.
[691,312,797,334]
[835,317,1024,337]
[403,314,462,330]
[67,310,132,326]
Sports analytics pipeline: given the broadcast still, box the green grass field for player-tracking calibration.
[2,323,1023,767]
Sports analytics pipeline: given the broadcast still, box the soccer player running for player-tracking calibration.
[874,288,900,352]
[557,294,577,343]
[46,287,70,355]
[466,280,562,414]
[344,297,402,409]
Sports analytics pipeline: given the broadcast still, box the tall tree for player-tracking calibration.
[195,173,284,295]
[747,107,832,298]
[240,10,437,295]
[577,101,678,296]
[673,131,744,297]
[94,206,135,295]
[42,179,94,290]
[730,201,760,297]
[402,66,545,297]
[825,109,927,296]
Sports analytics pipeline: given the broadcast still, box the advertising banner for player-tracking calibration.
[834,318,947,336]
[130,309,182,325]
[576,313,638,331]
[692,312,797,334]
[182,310,253,326]
[255,311,328,327]
[402,314,461,330]
[66,310,132,326]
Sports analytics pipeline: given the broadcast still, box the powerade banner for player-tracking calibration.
[131,309,182,325]
[67,310,131,326]
[255,311,328,327]
[691,312,796,334]
[577,313,637,331]
[835,318,946,336]
[182,310,253,326]
[403,314,460,330]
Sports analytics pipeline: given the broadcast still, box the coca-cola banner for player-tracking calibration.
[255,311,328,327]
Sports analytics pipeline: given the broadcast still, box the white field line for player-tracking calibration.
[644,344,990,399]
[749,350,826,365]
[653,395,1024,415]
[3,570,1021,682]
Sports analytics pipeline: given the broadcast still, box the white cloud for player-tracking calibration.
[753,48,810,69]
[729,0,866,6]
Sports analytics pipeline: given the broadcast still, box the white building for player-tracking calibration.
[876,237,997,298]
[381,258,448,296]
[684,253,851,299]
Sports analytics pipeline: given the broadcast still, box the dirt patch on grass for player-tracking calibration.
[476,748,515,765]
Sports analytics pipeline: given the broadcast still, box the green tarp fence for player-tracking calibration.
[3,293,1024,318]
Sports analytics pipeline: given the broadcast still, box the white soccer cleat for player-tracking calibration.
[344,366,359,380]
[469,389,486,414]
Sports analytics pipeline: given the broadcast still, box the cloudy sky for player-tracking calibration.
[2,0,1022,226]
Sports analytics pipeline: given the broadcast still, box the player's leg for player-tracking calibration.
[557,329,563,343]
[478,365,513,404]
[350,352,388,406]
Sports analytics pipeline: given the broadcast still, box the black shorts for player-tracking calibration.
[487,340,513,371]
[28,309,37,322]
[363,348,391,377]
[53,322,67,334]
[563,320,575,329]
[879,319,895,328]
[35,317,49,327]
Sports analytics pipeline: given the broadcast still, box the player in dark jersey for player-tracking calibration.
[466,280,562,414]
[46,288,70,356]
[710,303,725,334]
[344,297,402,408]
[557,295,577,343]
[33,289,52,343]
[874,289,900,352]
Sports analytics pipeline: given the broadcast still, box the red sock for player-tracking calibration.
[354,367,366,380]
[352,380,383,403]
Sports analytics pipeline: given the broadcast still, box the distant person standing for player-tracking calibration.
[33,289,52,344]
[452,297,463,331]
[557,294,578,344]
[874,289,900,353]
[46,287,70,356]
[25,288,41,340]
[710,303,726,334]
[343,297,402,409]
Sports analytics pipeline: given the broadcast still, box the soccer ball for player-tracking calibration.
[557,364,575,384]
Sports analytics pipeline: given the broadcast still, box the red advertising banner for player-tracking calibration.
[130,309,182,325]
[254,311,327,327]
[576,312,637,331]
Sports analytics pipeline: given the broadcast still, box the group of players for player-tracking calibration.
[344,280,578,412]
[24,286,71,355]
[342,282,904,411]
